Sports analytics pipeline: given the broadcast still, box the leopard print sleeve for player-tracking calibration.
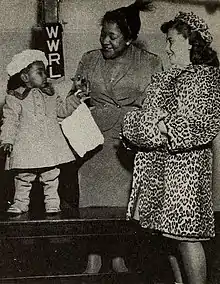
[122,74,168,149]
[123,108,167,149]
[165,66,220,152]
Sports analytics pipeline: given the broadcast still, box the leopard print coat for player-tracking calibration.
[123,64,220,239]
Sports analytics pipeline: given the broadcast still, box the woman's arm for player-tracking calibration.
[165,68,220,151]
[122,108,168,149]
[57,52,92,119]
[122,78,169,149]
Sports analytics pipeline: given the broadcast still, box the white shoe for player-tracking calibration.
[7,204,28,214]
[46,207,61,214]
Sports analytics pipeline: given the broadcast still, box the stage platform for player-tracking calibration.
[0,207,220,284]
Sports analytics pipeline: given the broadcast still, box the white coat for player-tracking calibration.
[0,87,77,169]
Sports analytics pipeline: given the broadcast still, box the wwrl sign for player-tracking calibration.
[42,23,65,79]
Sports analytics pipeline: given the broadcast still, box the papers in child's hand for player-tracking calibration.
[61,103,104,157]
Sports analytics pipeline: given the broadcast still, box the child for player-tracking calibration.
[0,49,81,214]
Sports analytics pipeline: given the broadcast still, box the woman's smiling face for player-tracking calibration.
[166,28,191,66]
[100,21,128,59]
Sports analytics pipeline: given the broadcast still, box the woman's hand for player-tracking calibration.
[119,132,133,151]
[158,120,168,135]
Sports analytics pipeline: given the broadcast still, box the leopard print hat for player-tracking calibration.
[174,11,213,44]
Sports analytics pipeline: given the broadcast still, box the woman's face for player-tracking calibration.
[100,21,128,59]
[166,28,191,66]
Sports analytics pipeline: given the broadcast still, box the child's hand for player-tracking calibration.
[1,143,13,155]
[74,90,90,102]
[66,90,82,109]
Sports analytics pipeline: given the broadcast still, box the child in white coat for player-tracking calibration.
[0,49,81,214]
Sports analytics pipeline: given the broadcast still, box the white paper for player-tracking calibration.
[61,103,104,157]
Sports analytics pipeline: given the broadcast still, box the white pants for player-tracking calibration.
[13,167,60,211]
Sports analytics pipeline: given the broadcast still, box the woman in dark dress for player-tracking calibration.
[72,0,163,274]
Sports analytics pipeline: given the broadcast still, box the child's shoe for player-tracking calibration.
[7,204,28,214]
[45,207,61,214]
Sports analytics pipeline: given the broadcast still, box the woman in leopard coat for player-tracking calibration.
[122,12,220,284]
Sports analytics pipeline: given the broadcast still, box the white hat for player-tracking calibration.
[7,49,48,76]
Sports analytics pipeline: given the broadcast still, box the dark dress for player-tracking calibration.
[75,44,162,207]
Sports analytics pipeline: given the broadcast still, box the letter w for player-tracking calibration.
[47,40,60,52]
[46,26,59,39]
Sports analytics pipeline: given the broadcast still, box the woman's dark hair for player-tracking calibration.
[161,20,219,67]
[101,0,153,41]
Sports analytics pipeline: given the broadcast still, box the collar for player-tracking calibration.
[170,63,195,73]
[7,83,55,100]
[163,64,195,81]
[7,87,30,100]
